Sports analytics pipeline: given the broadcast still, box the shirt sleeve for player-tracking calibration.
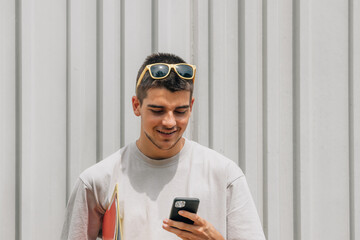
[226,176,266,240]
[61,178,104,240]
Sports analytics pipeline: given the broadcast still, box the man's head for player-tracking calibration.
[132,53,196,159]
[135,53,195,105]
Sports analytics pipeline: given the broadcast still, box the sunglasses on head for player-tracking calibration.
[136,63,196,89]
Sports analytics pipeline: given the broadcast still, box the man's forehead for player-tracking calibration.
[143,88,191,106]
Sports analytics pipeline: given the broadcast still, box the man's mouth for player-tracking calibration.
[157,129,177,135]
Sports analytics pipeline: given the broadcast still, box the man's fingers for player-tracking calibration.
[163,218,195,232]
[178,211,202,225]
[163,215,225,240]
[162,222,194,239]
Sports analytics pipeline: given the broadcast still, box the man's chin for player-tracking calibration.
[145,131,183,151]
[156,139,180,150]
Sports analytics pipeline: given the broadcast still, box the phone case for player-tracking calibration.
[169,197,200,224]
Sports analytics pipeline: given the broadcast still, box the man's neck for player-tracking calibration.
[136,137,185,160]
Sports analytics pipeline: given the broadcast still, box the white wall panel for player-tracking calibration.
[157,0,192,60]
[191,0,210,147]
[0,0,16,238]
[20,0,67,239]
[101,0,121,158]
[297,2,313,239]
[298,0,350,239]
[309,0,349,239]
[188,0,210,147]
[68,0,98,193]
[242,0,264,219]
[264,0,294,239]
[210,0,239,163]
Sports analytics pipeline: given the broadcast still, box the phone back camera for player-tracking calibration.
[175,201,186,208]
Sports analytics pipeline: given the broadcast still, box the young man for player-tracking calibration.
[61,53,266,240]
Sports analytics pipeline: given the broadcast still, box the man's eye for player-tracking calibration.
[175,111,187,115]
[150,109,163,114]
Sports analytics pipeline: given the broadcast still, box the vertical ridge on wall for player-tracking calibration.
[293,0,301,239]
[15,0,22,239]
[190,0,195,64]
[189,0,196,140]
[350,0,360,239]
[151,0,158,53]
[238,0,246,173]
[348,0,354,239]
[208,0,213,149]
[66,0,71,201]
[96,0,103,162]
[189,0,196,139]
[120,0,125,148]
[261,0,268,237]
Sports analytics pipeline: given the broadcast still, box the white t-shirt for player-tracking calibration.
[61,139,265,240]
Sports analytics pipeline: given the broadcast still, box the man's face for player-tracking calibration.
[132,88,194,159]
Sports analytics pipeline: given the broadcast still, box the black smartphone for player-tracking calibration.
[169,197,200,224]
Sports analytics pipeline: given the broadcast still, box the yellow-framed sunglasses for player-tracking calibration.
[136,63,196,89]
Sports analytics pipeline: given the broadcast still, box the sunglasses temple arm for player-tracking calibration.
[136,67,149,89]
[192,67,196,84]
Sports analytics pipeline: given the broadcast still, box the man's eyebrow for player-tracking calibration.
[176,105,190,109]
[147,104,164,109]
[147,104,190,109]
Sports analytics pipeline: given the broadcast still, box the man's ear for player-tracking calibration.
[132,96,141,116]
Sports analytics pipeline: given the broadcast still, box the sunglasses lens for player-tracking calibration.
[175,65,193,78]
[150,64,169,78]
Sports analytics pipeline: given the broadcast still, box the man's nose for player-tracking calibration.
[162,112,176,128]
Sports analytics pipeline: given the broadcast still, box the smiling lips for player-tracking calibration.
[157,129,178,136]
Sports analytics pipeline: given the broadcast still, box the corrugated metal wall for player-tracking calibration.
[1,0,359,239]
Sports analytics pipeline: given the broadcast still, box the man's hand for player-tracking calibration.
[162,211,225,240]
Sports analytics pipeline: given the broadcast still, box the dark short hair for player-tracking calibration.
[136,53,194,105]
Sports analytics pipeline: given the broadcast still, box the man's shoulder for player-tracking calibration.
[187,139,244,180]
[188,140,238,163]
[78,143,132,191]
[81,149,119,174]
